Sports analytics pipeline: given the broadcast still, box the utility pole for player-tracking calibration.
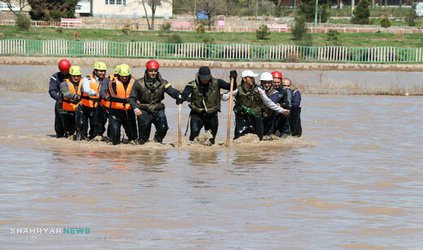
[256,0,259,21]
[314,0,318,30]
[293,0,297,13]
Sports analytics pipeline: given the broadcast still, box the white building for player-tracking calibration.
[80,0,172,18]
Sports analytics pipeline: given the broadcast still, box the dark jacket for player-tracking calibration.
[129,71,180,112]
[49,72,68,101]
[181,75,236,114]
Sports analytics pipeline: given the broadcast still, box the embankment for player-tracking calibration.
[1,56,423,72]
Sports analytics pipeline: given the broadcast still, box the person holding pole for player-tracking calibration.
[222,70,290,141]
[129,60,181,145]
[179,66,237,145]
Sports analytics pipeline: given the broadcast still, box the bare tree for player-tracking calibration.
[0,0,29,16]
[140,0,167,30]
[196,0,227,30]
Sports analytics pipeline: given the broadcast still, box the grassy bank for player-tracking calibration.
[1,25,422,48]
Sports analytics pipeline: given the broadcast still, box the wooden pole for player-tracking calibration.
[178,102,182,147]
[225,78,235,148]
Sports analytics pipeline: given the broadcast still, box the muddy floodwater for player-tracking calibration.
[0,66,422,249]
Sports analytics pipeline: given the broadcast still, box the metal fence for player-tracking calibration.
[1,39,422,63]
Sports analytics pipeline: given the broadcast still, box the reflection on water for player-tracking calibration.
[1,89,423,249]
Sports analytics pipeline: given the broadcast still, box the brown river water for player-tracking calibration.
[0,66,422,249]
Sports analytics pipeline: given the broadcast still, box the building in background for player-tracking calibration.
[76,0,91,16]
[91,0,172,18]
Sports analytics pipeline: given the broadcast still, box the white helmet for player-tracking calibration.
[260,72,273,81]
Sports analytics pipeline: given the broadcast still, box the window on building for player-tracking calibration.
[105,0,126,5]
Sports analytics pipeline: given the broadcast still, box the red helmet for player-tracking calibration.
[146,60,159,70]
[58,59,71,74]
[271,71,283,79]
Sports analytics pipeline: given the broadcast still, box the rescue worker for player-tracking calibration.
[129,60,181,145]
[272,71,292,137]
[95,64,122,140]
[59,66,82,138]
[283,78,302,137]
[222,70,289,141]
[180,66,237,145]
[49,59,71,138]
[102,64,137,145]
[259,72,280,136]
[75,62,108,140]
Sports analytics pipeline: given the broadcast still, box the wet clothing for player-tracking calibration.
[222,81,287,141]
[106,77,137,145]
[75,105,96,140]
[93,75,113,138]
[189,111,219,144]
[129,71,180,144]
[260,86,280,135]
[274,86,292,136]
[288,89,302,137]
[181,75,236,143]
[75,75,104,140]
[49,72,68,137]
[59,79,81,137]
[108,108,137,145]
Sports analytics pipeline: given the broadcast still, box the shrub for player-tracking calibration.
[166,34,183,43]
[16,14,31,31]
[256,24,270,40]
[406,8,416,27]
[326,29,341,46]
[196,23,205,33]
[292,15,307,41]
[56,27,64,33]
[380,16,391,28]
[122,24,131,35]
[160,22,171,31]
[49,10,62,21]
[203,36,215,44]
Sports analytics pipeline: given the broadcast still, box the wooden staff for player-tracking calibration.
[177,98,182,147]
[225,78,235,148]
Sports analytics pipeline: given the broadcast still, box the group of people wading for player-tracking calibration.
[49,59,302,146]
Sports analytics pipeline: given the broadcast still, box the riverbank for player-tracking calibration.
[1,56,423,72]
[1,63,422,95]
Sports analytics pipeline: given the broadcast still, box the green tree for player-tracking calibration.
[28,0,78,21]
[256,24,270,40]
[292,15,307,41]
[350,0,370,24]
[298,0,329,23]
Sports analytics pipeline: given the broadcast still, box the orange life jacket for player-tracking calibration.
[80,75,100,109]
[100,75,115,109]
[62,79,81,112]
[108,77,134,110]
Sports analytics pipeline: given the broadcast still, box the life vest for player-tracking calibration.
[100,75,116,108]
[108,77,135,110]
[188,78,220,114]
[234,83,263,117]
[136,77,168,112]
[62,79,81,112]
[80,75,100,109]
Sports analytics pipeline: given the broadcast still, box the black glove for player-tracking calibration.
[176,95,184,105]
[229,70,237,79]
